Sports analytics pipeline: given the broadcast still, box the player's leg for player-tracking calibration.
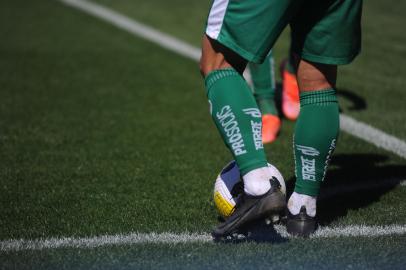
[201,36,286,238]
[249,53,277,116]
[201,35,272,196]
[201,0,297,237]
[288,60,339,236]
[248,52,281,144]
[281,38,300,121]
[286,44,297,75]
[287,0,362,236]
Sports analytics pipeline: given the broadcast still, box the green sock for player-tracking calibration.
[285,51,296,74]
[249,53,277,116]
[205,68,268,175]
[293,89,339,196]
[286,36,297,74]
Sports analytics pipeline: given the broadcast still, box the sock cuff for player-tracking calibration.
[204,68,240,92]
[300,88,337,107]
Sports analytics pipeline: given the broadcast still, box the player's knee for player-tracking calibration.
[199,51,232,77]
[199,35,247,77]
[199,58,213,77]
[200,35,223,77]
[199,55,247,77]
[297,60,337,91]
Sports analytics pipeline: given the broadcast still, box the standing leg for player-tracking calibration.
[287,60,339,236]
[281,35,300,121]
[286,0,362,236]
[249,52,281,144]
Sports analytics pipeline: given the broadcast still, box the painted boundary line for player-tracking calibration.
[58,0,406,160]
[340,115,406,159]
[2,224,406,251]
[59,0,200,61]
[1,179,404,252]
[0,232,212,252]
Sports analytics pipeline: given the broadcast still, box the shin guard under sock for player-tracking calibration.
[293,89,339,196]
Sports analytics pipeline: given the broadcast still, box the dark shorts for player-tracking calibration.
[205,0,362,65]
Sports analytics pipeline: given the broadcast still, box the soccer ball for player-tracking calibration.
[213,160,286,218]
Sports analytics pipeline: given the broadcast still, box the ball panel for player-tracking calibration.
[219,160,241,192]
[214,191,235,217]
[213,160,286,218]
[214,176,237,217]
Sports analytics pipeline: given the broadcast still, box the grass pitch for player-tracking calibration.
[0,0,405,269]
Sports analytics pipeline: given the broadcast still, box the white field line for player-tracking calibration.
[340,115,406,159]
[58,0,200,61]
[58,0,406,160]
[0,232,212,252]
[2,224,406,252]
[310,224,406,239]
[1,178,404,252]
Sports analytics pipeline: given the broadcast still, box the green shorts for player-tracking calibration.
[205,0,362,65]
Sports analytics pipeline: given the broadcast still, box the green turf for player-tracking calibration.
[0,0,229,239]
[93,0,211,48]
[2,237,406,269]
[0,0,406,268]
[338,1,406,140]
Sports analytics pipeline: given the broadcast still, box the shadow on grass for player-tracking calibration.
[216,87,392,243]
[213,154,406,242]
[215,153,406,243]
[286,153,406,226]
[337,88,367,111]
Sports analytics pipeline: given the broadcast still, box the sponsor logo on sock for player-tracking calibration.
[301,156,316,181]
[242,108,261,118]
[251,120,263,150]
[296,145,319,181]
[296,145,320,156]
[216,105,247,156]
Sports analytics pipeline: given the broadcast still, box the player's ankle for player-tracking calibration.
[242,167,271,196]
[288,191,317,217]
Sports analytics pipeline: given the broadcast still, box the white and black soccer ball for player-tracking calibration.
[213,160,286,218]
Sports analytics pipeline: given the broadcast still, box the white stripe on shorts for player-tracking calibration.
[206,0,230,39]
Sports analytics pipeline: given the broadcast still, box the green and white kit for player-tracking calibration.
[204,0,361,197]
[206,0,362,64]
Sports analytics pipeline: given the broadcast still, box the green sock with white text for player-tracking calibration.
[293,89,339,196]
[205,68,267,175]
